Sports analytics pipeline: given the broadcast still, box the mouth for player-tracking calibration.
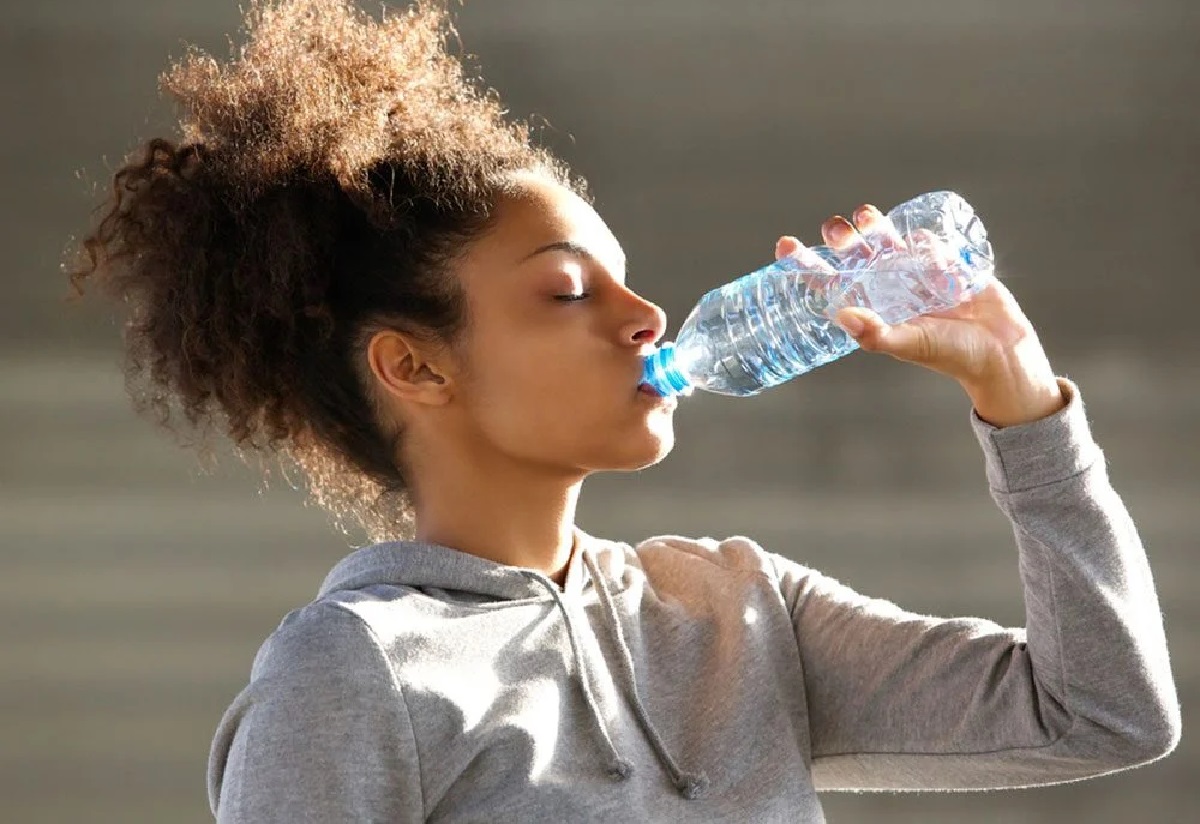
[637,382,676,410]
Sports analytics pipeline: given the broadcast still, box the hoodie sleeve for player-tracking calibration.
[207,602,424,822]
[770,378,1181,791]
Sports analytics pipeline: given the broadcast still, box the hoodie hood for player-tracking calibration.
[318,536,575,601]
[316,528,708,800]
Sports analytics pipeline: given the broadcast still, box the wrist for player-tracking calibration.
[963,366,1066,428]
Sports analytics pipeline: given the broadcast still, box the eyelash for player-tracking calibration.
[554,293,591,303]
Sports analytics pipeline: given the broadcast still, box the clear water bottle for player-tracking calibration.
[640,190,995,398]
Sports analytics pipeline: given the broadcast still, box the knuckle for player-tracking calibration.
[916,325,937,361]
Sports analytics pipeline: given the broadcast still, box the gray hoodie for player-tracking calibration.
[207,379,1180,822]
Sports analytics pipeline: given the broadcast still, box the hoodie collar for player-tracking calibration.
[316,526,707,799]
[317,527,599,601]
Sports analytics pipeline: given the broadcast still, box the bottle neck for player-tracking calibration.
[641,343,693,398]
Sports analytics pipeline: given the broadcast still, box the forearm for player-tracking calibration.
[970,377,1180,765]
[793,379,1180,791]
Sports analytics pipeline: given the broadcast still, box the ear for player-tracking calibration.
[365,328,455,407]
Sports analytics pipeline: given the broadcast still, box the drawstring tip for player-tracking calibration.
[676,772,709,800]
[607,759,634,781]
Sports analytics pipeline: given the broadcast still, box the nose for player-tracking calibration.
[621,293,668,347]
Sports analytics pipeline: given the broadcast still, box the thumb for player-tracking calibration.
[835,307,939,364]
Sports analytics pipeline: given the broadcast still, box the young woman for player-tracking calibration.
[69,1,1179,821]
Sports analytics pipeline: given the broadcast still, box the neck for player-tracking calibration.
[410,447,585,585]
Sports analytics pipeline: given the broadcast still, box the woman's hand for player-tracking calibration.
[775,204,1066,428]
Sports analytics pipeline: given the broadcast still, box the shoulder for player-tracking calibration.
[248,598,397,694]
[625,533,791,582]
[209,599,422,820]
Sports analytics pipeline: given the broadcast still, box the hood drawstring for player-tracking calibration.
[518,555,709,800]
[518,570,634,782]
[583,551,710,801]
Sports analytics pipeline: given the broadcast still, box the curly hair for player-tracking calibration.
[65,0,583,541]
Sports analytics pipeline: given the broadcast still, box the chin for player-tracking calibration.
[603,425,675,472]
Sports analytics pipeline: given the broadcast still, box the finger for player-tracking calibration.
[822,216,870,255]
[906,228,985,305]
[822,216,874,269]
[775,235,802,260]
[836,307,942,365]
[835,306,881,342]
[852,204,905,255]
[908,228,951,262]
[774,235,838,276]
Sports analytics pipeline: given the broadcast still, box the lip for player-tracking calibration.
[637,383,676,408]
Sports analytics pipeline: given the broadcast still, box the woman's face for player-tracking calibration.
[447,173,676,476]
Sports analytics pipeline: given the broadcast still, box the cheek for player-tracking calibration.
[468,369,675,471]
[453,324,672,468]
[470,357,612,448]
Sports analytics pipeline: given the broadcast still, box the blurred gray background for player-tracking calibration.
[2,0,1197,821]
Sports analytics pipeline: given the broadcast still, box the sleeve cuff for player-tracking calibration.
[969,377,1103,494]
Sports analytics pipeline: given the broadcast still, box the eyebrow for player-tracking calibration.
[520,240,599,264]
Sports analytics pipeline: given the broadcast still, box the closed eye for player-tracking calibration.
[554,292,591,302]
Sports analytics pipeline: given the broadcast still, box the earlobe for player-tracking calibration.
[367,329,453,406]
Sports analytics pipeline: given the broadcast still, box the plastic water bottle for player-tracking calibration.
[640,190,995,398]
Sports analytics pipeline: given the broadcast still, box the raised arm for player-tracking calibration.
[772,378,1179,789]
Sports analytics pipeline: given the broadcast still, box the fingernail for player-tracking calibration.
[839,313,864,336]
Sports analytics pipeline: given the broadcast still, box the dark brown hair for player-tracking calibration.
[65,0,583,540]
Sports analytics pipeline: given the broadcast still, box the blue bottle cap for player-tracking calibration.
[641,343,694,398]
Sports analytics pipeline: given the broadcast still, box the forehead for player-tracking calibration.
[464,174,625,273]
